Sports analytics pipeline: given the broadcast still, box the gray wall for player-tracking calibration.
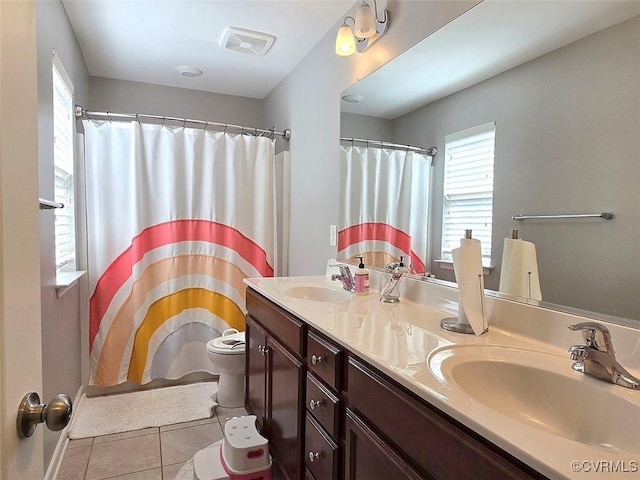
[89,76,265,127]
[340,112,393,141]
[36,0,89,466]
[264,0,479,276]
[392,16,640,320]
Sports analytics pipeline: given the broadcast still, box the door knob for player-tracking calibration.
[17,392,72,439]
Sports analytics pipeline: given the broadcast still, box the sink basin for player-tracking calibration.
[282,285,352,303]
[429,345,640,454]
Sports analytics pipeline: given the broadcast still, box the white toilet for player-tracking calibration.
[206,328,246,408]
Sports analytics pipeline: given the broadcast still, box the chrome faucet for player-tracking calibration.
[380,257,408,303]
[568,322,640,390]
[330,264,355,292]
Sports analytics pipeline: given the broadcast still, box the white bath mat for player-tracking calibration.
[68,382,218,439]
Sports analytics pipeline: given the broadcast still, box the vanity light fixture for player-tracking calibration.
[335,0,389,56]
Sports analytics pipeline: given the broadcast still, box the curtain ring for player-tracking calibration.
[135,113,140,124]
[241,126,245,135]
[224,123,228,134]
[107,111,113,122]
[162,116,166,127]
[202,121,208,130]
[255,127,258,137]
[182,118,187,129]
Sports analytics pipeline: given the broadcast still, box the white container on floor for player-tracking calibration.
[192,416,271,480]
[193,441,228,480]
[222,415,270,474]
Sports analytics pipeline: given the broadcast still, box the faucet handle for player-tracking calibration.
[568,322,612,352]
[385,262,401,273]
[330,263,352,275]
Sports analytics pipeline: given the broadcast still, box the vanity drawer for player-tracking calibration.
[305,413,338,480]
[306,373,340,439]
[246,288,304,357]
[307,331,342,390]
[347,356,544,480]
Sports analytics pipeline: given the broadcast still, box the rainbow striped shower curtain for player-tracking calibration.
[338,145,431,273]
[84,120,276,386]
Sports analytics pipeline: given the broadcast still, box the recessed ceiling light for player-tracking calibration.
[176,66,202,77]
[342,94,364,104]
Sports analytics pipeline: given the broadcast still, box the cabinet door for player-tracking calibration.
[269,336,305,480]
[246,315,268,431]
[344,408,424,480]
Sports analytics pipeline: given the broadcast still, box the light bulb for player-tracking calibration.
[335,23,356,56]
[354,1,376,39]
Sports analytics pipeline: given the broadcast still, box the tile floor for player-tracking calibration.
[57,405,248,480]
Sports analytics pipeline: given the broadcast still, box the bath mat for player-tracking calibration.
[68,382,218,439]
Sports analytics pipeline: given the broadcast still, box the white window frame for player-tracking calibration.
[52,51,76,275]
[440,122,495,267]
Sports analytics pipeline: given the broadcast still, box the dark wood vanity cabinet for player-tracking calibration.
[245,290,305,480]
[346,357,546,480]
[304,331,343,480]
[245,288,547,480]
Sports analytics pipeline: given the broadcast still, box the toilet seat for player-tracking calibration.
[207,331,246,355]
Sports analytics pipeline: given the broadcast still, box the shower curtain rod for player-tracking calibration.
[340,136,437,157]
[75,105,292,141]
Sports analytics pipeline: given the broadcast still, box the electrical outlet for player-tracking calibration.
[329,225,337,246]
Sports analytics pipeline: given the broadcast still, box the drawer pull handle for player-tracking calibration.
[309,399,325,410]
[308,451,321,463]
[258,345,269,356]
[311,354,324,365]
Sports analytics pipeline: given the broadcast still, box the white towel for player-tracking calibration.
[452,238,487,335]
[499,238,542,300]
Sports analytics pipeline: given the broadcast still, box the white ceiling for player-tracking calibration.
[341,0,640,119]
[62,0,354,99]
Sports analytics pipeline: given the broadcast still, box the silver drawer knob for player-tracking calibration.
[258,345,268,356]
[309,399,325,410]
[308,451,321,463]
[311,354,324,365]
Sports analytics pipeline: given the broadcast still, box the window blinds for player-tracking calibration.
[441,122,495,265]
[53,59,76,271]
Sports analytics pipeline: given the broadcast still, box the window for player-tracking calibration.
[441,122,495,266]
[53,52,76,273]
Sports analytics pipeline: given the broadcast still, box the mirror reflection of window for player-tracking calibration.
[441,122,495,267]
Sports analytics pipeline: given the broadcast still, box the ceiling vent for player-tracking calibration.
[221,27,276,56]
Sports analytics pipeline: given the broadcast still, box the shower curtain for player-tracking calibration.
[84,120,276,386]
[338,145,431,273]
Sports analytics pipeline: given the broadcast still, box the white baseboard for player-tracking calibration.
[44,384,86,480]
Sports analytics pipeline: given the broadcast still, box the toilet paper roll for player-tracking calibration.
[499,238,542,301]
[452,238,487,335]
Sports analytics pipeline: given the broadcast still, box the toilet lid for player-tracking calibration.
[207,331,246,354]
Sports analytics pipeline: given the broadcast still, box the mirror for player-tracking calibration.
[339,0,640,323]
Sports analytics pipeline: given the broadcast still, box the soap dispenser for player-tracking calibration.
[354,256,370,296]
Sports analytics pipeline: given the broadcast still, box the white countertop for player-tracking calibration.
[244,274,640,480]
